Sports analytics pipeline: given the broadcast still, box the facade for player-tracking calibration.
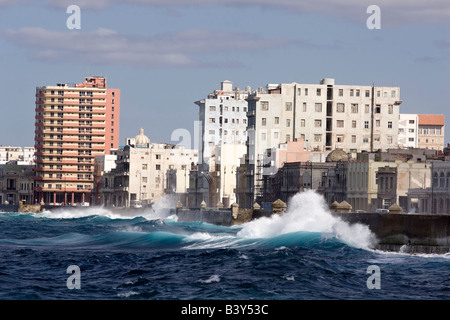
[34,76,120,205]
[398,114,418,148]
[100,129,198,207]
[0,162,35,205]
[0,146,35,165]
[418,114,445,151]
[242,78,402,208]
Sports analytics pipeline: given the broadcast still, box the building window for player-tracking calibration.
[365,104,370,113]
[314,134,322,142]
[351,104,358,113]
[391,90,396,98]
[336,103,345,113]
[356,89,360,97]
[156,164,161,170]
[352,135,357,143]
[304,88,308,96]
[375,105,381,113]
[387,136,393,144]
[364,121,369,129]
[285,102,292,111]
[209,106,216,112]
[261,132,266,140]
[286,119,291,127]
[286,134,291,142]
[376,120,380,127]
[315,103,322,112]
[262,118,266,126]
[350,89,354,97]
[315,119,322,127]
[388,105,393,114]
[302,103,307,112]
[301,119,305,127]
[209,118,215,123]
[336,135,344,143]
[388,121,393,129]
[316,88,321,96]
[352,120,357,128]
[338,89,343,96]
[365,90,370,97]
[336,120,344,128]
[261,101,269,111]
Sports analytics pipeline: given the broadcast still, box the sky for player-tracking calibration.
[0,0,449,148]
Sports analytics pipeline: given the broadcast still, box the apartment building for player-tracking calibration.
[240,78,402,207]
[0,146,35,165]
[398,114,419,148]
[100,128,198,207]
[34,76,120,205]
[418,114,445,151]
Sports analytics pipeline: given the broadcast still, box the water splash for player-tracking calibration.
[238,190,377,250]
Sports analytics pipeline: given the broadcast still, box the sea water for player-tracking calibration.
[0,190,449,300]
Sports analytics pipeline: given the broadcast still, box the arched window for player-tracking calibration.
[440,172,445,188]
[433,172,438,187]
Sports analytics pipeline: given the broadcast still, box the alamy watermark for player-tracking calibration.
[66,5,81,30]
[366,5,381,30]
[66,265,81,289]
[366,265,381,289]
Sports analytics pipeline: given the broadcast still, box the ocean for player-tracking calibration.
[0,191,449,301]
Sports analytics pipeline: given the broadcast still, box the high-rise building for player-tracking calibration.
[34,76,120,205]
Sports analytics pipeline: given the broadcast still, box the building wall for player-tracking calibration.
[398,114,418,148]
[418,114,445,151]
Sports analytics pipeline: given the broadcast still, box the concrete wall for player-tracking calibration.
[333,212,450,253]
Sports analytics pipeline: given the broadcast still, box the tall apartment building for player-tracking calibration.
[34,76,120,205]
[192,81,249,207]
[240,78,402,208]
[418,114,445,151]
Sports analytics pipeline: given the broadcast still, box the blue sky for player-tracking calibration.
[0,0,449,148]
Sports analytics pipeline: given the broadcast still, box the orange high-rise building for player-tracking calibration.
[34,76,120,205]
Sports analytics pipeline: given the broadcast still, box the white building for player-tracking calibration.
[100,129,198,207]
[239,78,402,208]
[398,114,419,148]
[0,146,35,165]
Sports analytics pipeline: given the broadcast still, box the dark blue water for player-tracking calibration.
[0,203,449,300]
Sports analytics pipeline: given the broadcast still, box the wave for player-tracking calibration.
[238,190,377,250]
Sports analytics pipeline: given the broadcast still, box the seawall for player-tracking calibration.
[332,212,450,254]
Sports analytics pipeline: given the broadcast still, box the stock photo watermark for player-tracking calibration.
[366,5,381,30]
[366,265,381,290]
[66,5,81,30]
[66,265,81,290]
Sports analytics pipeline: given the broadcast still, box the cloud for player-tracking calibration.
[2,27,296,68]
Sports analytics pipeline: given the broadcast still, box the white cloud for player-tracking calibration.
[2,27,296,67]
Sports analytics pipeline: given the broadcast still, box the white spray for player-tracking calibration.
[238,190,377,250]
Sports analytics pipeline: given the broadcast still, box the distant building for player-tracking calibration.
[398,114,418,148]
[34,76,120,205]
[418,114,445,151]
[0,146,35,165]
[0,162,35,205]
[100,128,197,207]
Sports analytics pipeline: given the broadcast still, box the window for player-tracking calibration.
[286,134,291,142]
[336,103,345,113]
[262,118,266,126]
[387,136,393,144]
[209,118,215,123]
[315,103,322,112]
[409,120,415,124]
[155,154,161,160]
[388,121,393,129]
[315,119,322,127]
[156,164,161,170]
[274,117,279,124]
[351,104,358,113]
[316,88,321,96]
[352,120,357,128]
[302,103,307,112]
[364,121,369,129]
[274,132,279,139]
[297,88,301,95]
[285,102,292,111]
[209,106,216,112]
[365,90,370,97]
[336,135,344,143]
[286,119,291,127]
[304,88,308,96]
[261,132,266,140]
[352,135,357,143]
[363,138,369,143]
[338,89,343,96]
[391,90,396,98]
[209,130,215,135]
[142,164,148,170]
[301,119,305,127]
[376,120,380,127]
[365,104,370,113]
[261,101,269,111]
[375,105,381,113]
[337,120,344,128]
[388,105,393,114]
[409,138,415,142]
[356,89,360,97]
[350,89,354,97]
[314,134,322,142]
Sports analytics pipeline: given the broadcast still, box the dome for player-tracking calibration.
[135,128,150,148]
[326,149,349,162]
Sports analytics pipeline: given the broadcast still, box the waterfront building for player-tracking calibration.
[191,81,250,207]
[100,128,198,207]
[241,78,402,208]
[418,114,445,151]
[34,76,120,205]
[0,162,35,205]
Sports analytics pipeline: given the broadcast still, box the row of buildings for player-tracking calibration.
[0,76,448,214]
